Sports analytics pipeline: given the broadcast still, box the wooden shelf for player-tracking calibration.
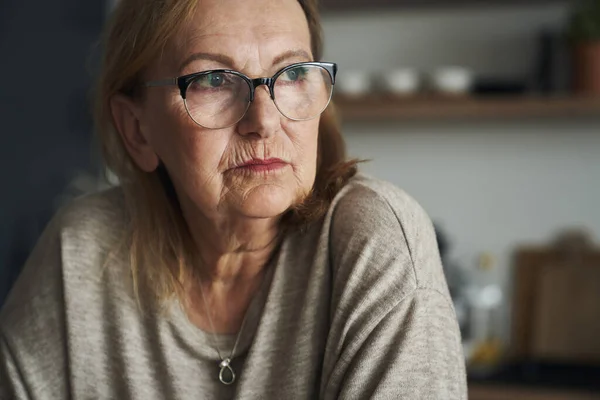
[321,0,568,12]
[332,95,600,121]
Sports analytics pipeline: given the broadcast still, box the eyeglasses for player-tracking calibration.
[145,61,337,130]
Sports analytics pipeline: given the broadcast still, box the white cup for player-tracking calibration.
[335,70,371,96]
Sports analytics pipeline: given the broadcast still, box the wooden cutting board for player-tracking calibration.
[512,245,600,363]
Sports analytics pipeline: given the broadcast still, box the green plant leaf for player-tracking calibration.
[568,0,600,41]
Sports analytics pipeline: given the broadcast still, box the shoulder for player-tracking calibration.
[0,188,127,396]
[326,173,447,296]
[0,187,127,327]
[45,186,128,267]
[330,173,431,239]
[316,176,465,398]
[58,186,127,240]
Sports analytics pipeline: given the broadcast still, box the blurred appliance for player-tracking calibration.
[532,29,572,95]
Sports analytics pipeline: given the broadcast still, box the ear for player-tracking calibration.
[110,94,159,172]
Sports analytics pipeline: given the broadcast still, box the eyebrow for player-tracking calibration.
[179,52,235,73]
[272,49,312,66]
[178,49,313,73]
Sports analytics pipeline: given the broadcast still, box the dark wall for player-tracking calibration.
[0,0,106,303]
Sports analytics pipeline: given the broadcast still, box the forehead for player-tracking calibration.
[168,0,312,71]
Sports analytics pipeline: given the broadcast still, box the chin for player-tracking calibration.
[238,185,298,219]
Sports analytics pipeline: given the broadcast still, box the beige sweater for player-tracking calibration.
[0,174,467,399]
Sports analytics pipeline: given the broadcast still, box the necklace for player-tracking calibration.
[198,281,250,385]
[195,235,279,385]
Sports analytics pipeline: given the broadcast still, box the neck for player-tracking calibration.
[180,205,281,334]
[173,189,287,333]
[182,204,281,285]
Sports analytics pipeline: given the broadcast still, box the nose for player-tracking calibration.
[236,85,280,139]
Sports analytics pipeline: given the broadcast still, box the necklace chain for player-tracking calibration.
[198,280,250,385]
[195,235,280,385]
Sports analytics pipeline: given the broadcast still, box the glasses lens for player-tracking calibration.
[273,64,333,121]
[184,72,250,129]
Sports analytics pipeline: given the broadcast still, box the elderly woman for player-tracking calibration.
[0,0,466,398]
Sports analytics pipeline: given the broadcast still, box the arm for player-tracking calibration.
[330,289,465,399]
[320,178,467,399]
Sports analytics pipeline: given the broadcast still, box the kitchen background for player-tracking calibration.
[321,1,600,398]
[1,0,599,399]
[323,0,600,336]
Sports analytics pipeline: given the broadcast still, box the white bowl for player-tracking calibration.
[380,68,420,95]
[432,67,474,94]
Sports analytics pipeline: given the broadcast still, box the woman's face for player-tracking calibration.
[135,0,319,221]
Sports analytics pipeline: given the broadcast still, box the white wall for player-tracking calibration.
[343,119,600,274]
[321,3,600,338]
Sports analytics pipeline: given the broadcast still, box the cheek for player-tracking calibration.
[142,93,229,179]
[142,92,186,151]
[288,119,319,183]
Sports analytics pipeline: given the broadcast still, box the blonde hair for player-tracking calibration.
[95,0,357,308]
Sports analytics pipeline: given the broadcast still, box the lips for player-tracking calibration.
[235,158,288,173]
[239,158,286,167]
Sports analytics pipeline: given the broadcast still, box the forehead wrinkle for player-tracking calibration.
[179,34,309,76]
[170,1,311,75]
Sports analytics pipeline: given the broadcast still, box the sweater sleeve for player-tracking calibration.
[0,334,30,400]
[320,178,467,400]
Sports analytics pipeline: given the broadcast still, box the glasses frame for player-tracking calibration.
[145,61,337,129]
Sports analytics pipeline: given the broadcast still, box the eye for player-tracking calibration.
[282,66,308,82]
[195,73,226,88]
[189,72,239,92]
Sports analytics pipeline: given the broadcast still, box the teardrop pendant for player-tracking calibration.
[219,358,236,385]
